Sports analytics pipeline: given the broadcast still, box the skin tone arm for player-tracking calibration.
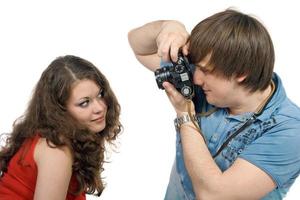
[128,20,189,71]
[33,138,73,200]
[128,20,276,199]
[163,81,276,199]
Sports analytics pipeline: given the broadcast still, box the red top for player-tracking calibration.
[0,134,86,200]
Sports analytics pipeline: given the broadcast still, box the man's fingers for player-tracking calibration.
[163,82,188,113]
[182,43,189,56]
[163,81,174,92]
[170,47,179,62]
[158,39,172,61]
[157,33,187,62]
[163,82,180,100]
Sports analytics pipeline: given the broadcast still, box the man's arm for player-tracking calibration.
[129,19,276,199]
[163,82,276,200]
[128,20,189,71]
[180,121,276,199]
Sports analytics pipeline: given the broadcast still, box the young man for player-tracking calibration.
[128,9,300,199]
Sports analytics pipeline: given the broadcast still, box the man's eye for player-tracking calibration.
[196,64,212,75]
[199,67,210,75]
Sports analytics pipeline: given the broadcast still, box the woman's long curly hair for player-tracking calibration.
[0,55,122,196]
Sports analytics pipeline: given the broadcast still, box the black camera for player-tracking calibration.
[154,53,194,99]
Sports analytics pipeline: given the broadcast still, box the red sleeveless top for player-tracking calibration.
[0,135,86,200]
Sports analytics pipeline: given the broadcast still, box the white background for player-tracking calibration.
[0,0,299,199]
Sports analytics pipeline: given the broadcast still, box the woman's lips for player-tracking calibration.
[92,116,104,123]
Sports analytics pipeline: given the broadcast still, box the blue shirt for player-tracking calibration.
[165,73,300,200]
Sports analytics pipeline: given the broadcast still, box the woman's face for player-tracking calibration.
[66,79,107,133]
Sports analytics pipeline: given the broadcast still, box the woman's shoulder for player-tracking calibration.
[33,137,76,199]
[34,137,73,168]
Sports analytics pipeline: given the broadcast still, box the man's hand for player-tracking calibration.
[156,20,189,62]
[162,81,195,116]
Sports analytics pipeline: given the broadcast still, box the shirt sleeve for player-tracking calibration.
[239,119,300,188]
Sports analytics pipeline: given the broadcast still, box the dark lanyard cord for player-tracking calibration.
[212,115,257,158]
[212,81,276,159]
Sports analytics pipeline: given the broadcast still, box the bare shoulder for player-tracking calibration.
[34,137,73,167]
[33,138,74,199]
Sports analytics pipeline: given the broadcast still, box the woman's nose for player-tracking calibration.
[93,99,105,114]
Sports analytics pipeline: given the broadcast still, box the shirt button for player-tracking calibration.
[212,134,218,140]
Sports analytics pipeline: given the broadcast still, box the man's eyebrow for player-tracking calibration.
[195,64,205,68]
[195,64,214,73]
[196,64,210,69]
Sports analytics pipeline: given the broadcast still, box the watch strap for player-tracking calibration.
[174,114,196,130]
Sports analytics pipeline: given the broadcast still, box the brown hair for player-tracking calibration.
[0,55,122,196]
[189,9,274,92]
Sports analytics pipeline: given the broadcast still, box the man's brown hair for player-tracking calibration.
[189,9,274,92]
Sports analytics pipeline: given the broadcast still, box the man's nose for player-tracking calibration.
[193,69,204,86]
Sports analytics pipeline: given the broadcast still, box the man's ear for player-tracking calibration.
[236,74,247,83]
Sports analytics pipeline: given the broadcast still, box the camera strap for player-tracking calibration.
[212,115,257,158]
[211,80,276,159]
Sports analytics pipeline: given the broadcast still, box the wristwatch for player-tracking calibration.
[174,114,196,130]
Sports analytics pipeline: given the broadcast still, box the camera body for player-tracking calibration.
[154,53,194,99]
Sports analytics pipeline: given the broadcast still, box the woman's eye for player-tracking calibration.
[79,100,89,108]
[97,90,104,98]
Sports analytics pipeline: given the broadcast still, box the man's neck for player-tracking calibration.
[229,82,274,115]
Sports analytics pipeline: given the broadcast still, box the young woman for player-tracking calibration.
[0,55,122,200]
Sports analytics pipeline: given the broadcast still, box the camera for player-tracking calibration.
[154,53,194,99]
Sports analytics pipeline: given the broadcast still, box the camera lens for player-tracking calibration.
[158,71,170,81]
[155,68,171,89]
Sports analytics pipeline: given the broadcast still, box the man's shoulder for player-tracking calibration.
[276,97,300,122]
